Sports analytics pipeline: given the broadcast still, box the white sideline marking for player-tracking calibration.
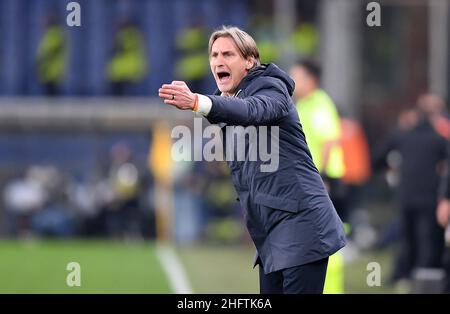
[155,244,193,294]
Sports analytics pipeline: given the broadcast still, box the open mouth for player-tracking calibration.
[217,71,231,83]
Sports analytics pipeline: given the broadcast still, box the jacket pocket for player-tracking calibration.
[254,192,299,213]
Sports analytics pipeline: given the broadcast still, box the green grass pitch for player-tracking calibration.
[0,240,171,293]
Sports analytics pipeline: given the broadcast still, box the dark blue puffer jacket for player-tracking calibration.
[206,63,346,274]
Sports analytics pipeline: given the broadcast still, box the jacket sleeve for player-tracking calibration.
[205,79,292,126]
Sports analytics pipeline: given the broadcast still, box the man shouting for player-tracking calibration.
[159,26,346,294]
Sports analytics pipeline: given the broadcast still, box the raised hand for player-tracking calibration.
[158,81,196,110]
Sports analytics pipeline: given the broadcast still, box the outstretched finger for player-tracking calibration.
[172,81,187,87]
[160,87,181,95]
[162,84,182,90]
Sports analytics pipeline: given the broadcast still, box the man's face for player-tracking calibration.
[289,65,315,100]
[210,36,253,96]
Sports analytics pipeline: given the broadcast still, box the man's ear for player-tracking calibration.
[245,58,254,71]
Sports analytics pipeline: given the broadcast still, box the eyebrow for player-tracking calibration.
[211,50,235,56]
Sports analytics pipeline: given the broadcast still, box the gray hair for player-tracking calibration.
[208,26,261,67]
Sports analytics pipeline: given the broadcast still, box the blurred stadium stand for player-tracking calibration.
[0,0,248,96]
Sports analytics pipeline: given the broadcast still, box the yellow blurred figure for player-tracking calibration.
[36,14,67,95]
[107,20,148,95]
[290,60,346,294]
[174,23,209,91]
[290,22,319,57]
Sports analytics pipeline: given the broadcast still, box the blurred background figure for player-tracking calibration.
[35,11,67,96]
[339,116,372,208]
[338,115,372,249]
[373,94,448,292]
[28,166,75,238]
[3,168,47,238]
[101,142,144,239]
[107,18,148,96]
[417,93,450,140]
[174,19,210,93]
[3,166,75,238]
[290,21,319,59]
[251,16,280,64]
[436,142,450,294]
[370,110,418,252]
[289,59,347,221]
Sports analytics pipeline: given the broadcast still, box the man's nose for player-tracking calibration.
[212,55,225,67]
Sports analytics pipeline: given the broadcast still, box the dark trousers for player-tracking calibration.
[443,246,450,293]
[259,257,329,294]
[391,205,444,282]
